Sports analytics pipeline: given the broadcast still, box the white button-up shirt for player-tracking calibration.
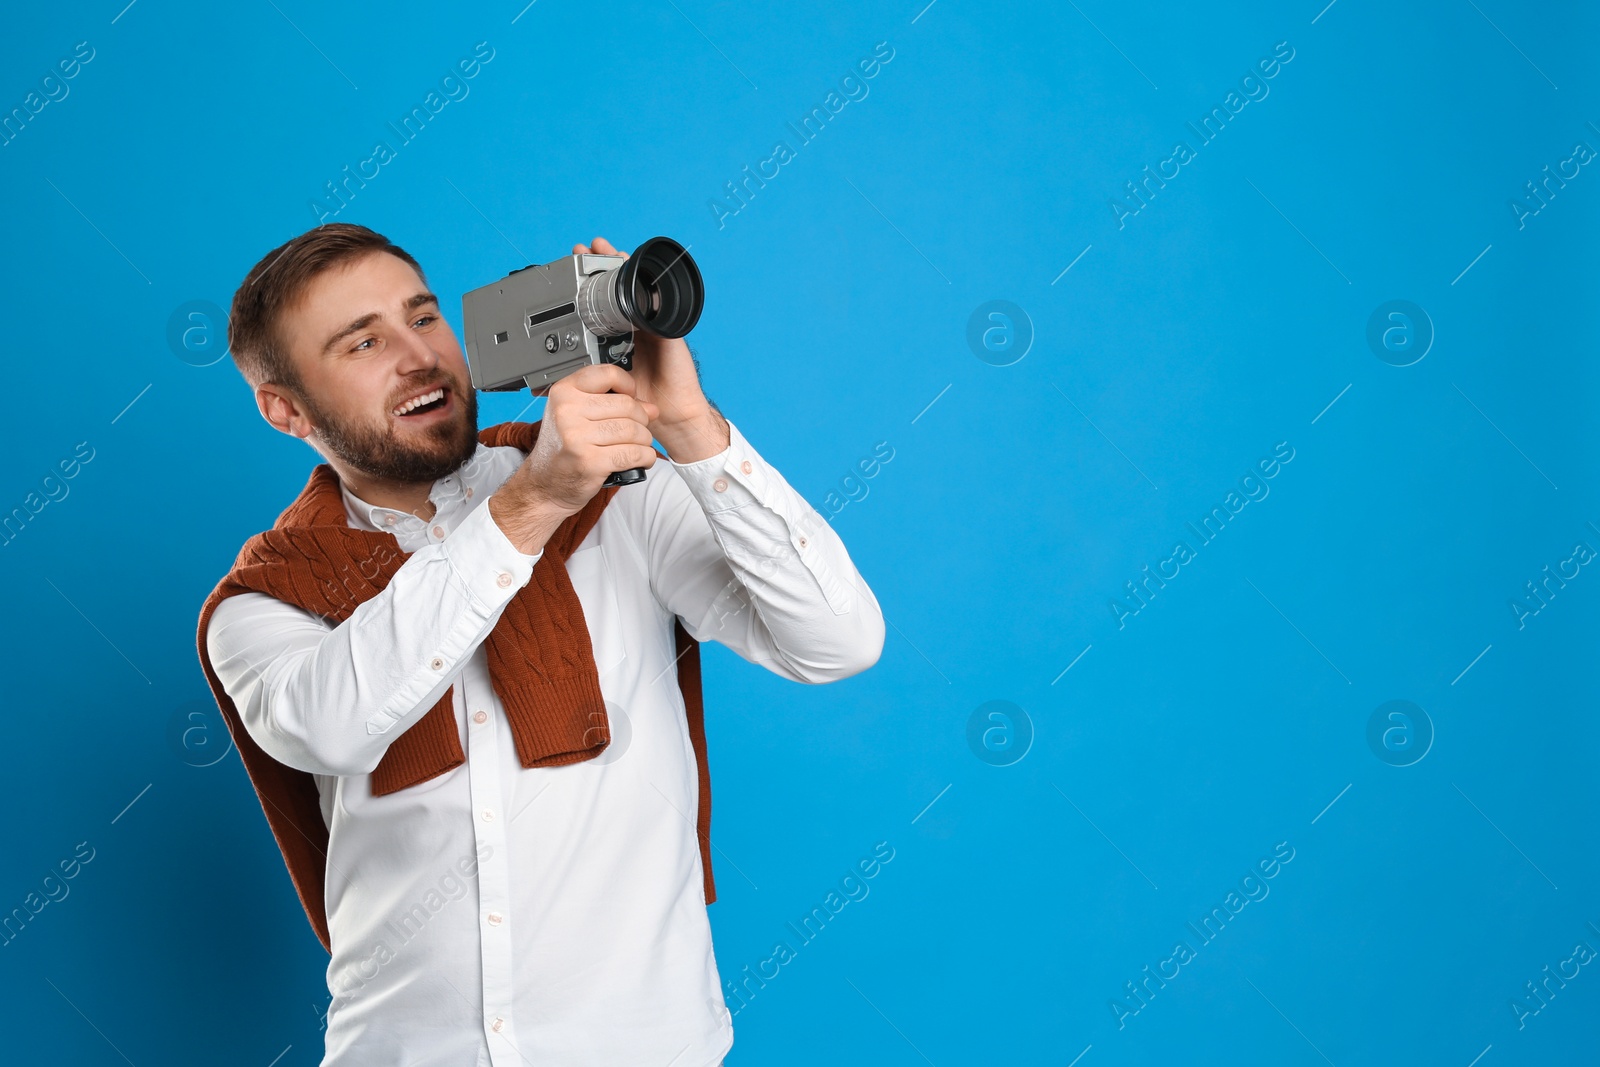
[205,418,884,1067]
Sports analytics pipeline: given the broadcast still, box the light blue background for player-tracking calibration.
[1,0,1595,1063]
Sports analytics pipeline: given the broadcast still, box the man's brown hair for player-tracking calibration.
[228,223,428,391]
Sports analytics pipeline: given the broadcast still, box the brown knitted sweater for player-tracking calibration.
[195,420,714,954]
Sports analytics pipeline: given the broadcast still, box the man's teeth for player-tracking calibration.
[393,388,445,416]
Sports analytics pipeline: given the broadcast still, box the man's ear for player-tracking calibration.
[256,382,315,440]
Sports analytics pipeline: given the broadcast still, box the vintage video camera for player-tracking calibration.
[461,236,705,487]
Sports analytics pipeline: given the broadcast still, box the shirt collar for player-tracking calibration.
[339,442,499,534]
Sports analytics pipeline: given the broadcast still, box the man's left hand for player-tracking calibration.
[573,236,730,463]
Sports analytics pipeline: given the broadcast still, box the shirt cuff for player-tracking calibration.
[440,497,546,611]
[669,418,772,515]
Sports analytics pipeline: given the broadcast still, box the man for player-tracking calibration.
[197,223,884,1066]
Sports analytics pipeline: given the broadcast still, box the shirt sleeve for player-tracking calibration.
[205,499,544,777]
[636,417,886,683]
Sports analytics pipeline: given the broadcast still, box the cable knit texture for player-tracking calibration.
[195,420,714,954]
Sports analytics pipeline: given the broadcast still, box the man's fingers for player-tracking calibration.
[572,237,629,258]
[606,443,658,473]
[557,362,636,397]
[574,390,658,425]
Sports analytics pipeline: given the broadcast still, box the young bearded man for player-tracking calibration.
[196,223,884,1066]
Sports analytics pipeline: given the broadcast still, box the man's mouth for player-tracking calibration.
[392,386,450,419]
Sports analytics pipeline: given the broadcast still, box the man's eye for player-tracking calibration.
[353,337,376,351]
[414,314,437,328]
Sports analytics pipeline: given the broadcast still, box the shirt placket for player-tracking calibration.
[462,651,520,1062]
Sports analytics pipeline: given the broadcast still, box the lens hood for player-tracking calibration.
[614,237,704,338]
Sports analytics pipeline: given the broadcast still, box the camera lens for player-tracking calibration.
[616,237,704,338]
[577,237,704,340]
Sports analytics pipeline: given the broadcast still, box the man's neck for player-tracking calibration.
[332,463,439,522]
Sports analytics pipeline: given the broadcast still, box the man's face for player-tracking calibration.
[276,250,479,485]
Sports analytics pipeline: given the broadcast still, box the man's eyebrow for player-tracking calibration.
[321,292,441,355]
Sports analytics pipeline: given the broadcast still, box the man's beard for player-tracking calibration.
[302,378,480,486]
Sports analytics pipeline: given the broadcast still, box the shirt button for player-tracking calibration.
[430,657,444,671]
[496,572,513,588]
[466,486,475,498]
[740,460,752,474]
[433,525,446,539]
[491,1017,505,1033]
[486,912,503,926]
[481,808,495,822]
[383,514,397,526]
[473,710,488,724]
[798,536,808,548]
[713,478,728,493]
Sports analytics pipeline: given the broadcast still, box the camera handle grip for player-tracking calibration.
[599,338,648,488]
[602,467,648,487]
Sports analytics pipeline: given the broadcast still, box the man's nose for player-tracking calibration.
[391,327,440,375]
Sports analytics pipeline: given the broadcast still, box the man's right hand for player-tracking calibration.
[488,363,660,556]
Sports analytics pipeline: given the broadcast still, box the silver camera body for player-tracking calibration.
[461,252,637,393]
[461,235,703,394]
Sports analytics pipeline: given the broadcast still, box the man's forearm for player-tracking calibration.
[207,501,543,776]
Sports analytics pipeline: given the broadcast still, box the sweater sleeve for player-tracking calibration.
[205,500,542,777]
